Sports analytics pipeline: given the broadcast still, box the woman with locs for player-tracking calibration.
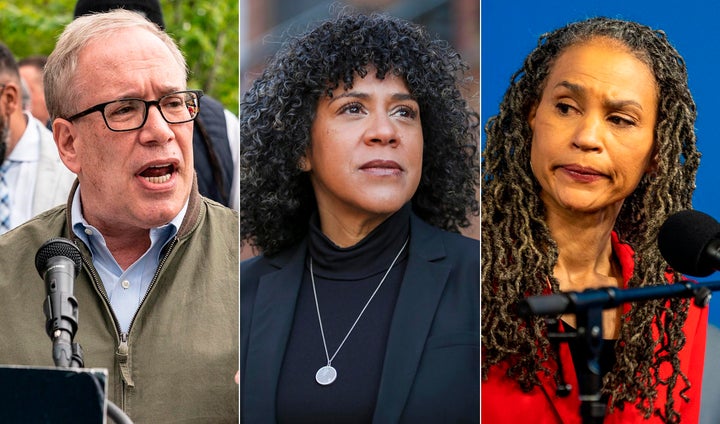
[240,11,480,424]
[481,17,708,424]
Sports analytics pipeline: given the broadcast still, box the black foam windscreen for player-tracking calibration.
[658,210,720,277]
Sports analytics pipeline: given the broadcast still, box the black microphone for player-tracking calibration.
[658,209,720,277]
[34,238,84,368]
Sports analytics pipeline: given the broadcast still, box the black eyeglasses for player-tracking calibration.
[66,90,203,132]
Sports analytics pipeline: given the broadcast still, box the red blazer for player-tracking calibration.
[482,232,708,423]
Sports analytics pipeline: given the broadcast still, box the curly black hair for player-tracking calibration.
[482,17,699,423]
[241,11,479,255]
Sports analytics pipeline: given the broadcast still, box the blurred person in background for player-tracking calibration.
[18,55,51,129]
[0,43,74,234]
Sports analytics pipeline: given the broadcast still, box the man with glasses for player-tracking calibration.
[0,43,74,234]
[0,10,238,423]
[75,0,239,212]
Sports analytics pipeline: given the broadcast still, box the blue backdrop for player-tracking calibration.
[481,1,720,325]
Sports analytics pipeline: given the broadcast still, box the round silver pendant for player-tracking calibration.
[315,365,337,385]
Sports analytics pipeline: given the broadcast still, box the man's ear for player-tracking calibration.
[53,118,81,174]
[2,82,21,114]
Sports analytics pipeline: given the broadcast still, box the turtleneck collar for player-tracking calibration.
[307,203,411,280]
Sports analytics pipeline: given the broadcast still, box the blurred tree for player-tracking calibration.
[0,2,71,55]
[164,0,239,114]
[0,0,238,115]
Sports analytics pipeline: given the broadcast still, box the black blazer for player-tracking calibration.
[241,214,479,423]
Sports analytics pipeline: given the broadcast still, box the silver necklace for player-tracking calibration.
[310,236,409,386]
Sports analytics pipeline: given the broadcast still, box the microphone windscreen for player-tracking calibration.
[34,238,83,278]
[658,210,720,277]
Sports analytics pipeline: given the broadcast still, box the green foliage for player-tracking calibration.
[0,1,74,56]
[164,0,239,115]
[0,0,238,115]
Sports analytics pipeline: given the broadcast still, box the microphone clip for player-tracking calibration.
[546,318,575,398]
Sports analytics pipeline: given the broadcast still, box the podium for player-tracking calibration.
[0,365,107,423]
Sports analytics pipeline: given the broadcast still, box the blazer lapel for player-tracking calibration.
[243,243,306,423]
[372,217,451,423]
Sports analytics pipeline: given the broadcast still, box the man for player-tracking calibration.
[74,0,239,210]
[18,55,51,128]
[0,45,74,234]
[0,10,238,423]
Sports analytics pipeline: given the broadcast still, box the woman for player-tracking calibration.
[240,11,479,424]
[481,17,707,423]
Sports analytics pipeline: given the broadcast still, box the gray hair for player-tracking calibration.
[44,8,187,121]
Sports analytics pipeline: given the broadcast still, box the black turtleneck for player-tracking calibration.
[276,204,411,424]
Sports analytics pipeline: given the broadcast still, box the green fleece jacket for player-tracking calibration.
[0,181,238,423]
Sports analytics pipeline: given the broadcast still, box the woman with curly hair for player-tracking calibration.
[240,11,479,423]
[482,17,707,423]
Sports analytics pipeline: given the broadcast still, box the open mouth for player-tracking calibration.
[139,163,176,184]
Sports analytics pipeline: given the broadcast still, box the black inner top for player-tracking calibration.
[276,204,411,424]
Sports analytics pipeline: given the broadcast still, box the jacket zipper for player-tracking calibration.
[80,237,178,410]
[124,237,177,334]
[80,252,130,407]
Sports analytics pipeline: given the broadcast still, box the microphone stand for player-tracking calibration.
[517,280,718,424]
[46,322,134,424]
[43,281,133,423]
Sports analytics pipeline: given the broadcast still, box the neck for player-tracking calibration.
[83,211,152,270]
[545,205,622,291]
[104,228,151,270]
[316,207,393,248]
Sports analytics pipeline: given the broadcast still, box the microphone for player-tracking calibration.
[35,238,135,422]
[34,238,84,368]
[658,210,720,277]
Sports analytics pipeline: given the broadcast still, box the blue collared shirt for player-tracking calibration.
[71,187,187,332]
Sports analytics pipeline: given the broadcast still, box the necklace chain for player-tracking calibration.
[310,236,409,373]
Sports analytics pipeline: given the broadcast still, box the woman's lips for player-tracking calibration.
[360,159,403,176]
[559,164,605,183]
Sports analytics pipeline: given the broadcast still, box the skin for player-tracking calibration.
[527,37,658,337]
[19,64,50,126]
[52,27,194,269]
[302,69,423,247]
